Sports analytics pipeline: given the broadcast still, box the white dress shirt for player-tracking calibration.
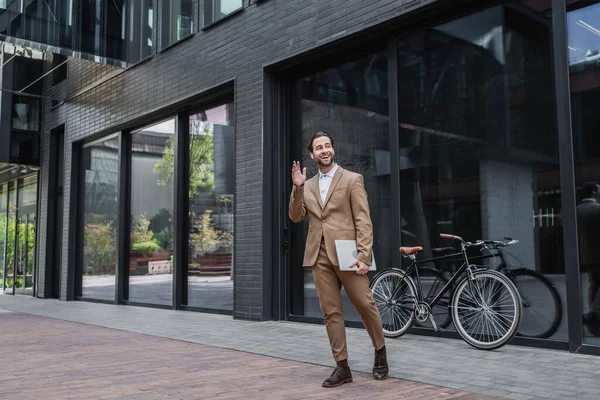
[318,164,338,206]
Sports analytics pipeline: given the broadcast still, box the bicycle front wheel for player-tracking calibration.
[370,269,416,338]
[451,270,522,350]
[503,268,562,339]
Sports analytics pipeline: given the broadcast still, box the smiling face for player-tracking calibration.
[310,136,335,170]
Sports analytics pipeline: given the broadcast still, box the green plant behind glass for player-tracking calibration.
[155,121,215,196]
[83,221,115,275]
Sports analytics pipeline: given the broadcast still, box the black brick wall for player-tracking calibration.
[37,0,441,319]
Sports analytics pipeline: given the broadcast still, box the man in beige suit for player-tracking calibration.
[289,131,388,387]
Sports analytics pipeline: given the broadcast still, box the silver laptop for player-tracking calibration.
[335,240,377,271]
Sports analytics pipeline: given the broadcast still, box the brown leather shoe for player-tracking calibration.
[373,346,389,380]
[322,359,353,388]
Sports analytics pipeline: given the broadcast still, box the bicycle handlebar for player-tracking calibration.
[440,233,464,242]
[440,234,518,248]
[483,238,519,247]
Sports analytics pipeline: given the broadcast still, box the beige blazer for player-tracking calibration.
[289,166,373,267]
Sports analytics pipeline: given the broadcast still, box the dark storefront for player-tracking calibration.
[1,0,600,355]
[269,0,600,354]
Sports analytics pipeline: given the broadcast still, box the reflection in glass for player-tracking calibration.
[160,0,193,49]
[291,52,390,321]
[128,0,153,64]
[570,1,600,345]
[4,182,16,293]
[0,184,7,290]
[12,96,41,132]
[81,0,126,60]
[204,0,242,25]
[397,4,566,340]
[81,137,119,300]
[129,119,175,306]
[0,176,37,294]
[15,175,37,294]
[187,104,235,310]
[568,3,600,71]
[0,0,73,48]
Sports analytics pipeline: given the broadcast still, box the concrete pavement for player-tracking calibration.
[0,295,599,399]
[0,312,500,400]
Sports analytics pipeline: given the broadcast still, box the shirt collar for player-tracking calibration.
[319,164,338,179]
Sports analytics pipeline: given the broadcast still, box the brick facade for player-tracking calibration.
[36,0,442,320]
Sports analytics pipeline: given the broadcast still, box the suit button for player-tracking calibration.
[322,219,325,223]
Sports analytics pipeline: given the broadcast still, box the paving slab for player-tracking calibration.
[1,295,600,399]
[0,313,501,400]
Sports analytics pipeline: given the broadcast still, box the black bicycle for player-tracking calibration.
[369,234,523,350]
[416,238,562,339]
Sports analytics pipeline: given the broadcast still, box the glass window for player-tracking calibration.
[3,182,16,293]
[81,0,126,60]
[204,0,242,26]
[129,119,175,305]
[397,3,566,341]
[290,52,391,321]
[160,0,194,50]
[128,0,153,64]
[187,104,235,310]
[569,0,600,345]
[0,184,7,290]
[52,54,68,85]
[81,136,119,301]
[16,175,37,294]
[0,1,73,48]
[12,96,40,132]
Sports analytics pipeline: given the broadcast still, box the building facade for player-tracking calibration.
[1,0,600,355]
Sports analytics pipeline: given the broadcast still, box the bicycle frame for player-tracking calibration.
[401,241,481,311]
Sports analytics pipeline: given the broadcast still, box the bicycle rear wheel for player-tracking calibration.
[502,268,562,339]
[370,269,416,338]
[451,270,522,350]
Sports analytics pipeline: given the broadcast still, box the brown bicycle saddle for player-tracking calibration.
[399,246,423,255]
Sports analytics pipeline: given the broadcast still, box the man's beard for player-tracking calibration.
[316,154,334,168]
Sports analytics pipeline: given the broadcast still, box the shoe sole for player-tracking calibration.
[322,378,353,388]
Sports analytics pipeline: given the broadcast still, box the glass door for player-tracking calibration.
[2,176,38,295]
[17,175,38,295]
[0,184,7,291]
[3,181,17,294]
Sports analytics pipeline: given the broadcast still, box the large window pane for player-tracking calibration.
[397,4,566,340]
[0,184,7,290]
[569,0,600,345]
[16,175,37,294]
[160,0,193,50]
[128,0,153,64]
[0,0,73,48]
[12,96,41,132]
[129,119,175,306]
[81,137,119,300]
[204,0,242,25]
[187,104,235,310]
[3,182,16,293]
[290,52,391,321]
[81,0,126,60]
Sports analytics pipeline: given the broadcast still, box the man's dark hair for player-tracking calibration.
[583,181,599,198]
[308,131,335,153]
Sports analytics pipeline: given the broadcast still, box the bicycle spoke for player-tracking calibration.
[452,271,520,349]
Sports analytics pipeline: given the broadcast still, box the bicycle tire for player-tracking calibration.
[370,269,416,338]
[451,270,522,350]
[414,268,452,330]
[502,268,562,339]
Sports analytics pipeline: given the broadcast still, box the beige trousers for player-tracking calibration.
[311,241,386,361]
